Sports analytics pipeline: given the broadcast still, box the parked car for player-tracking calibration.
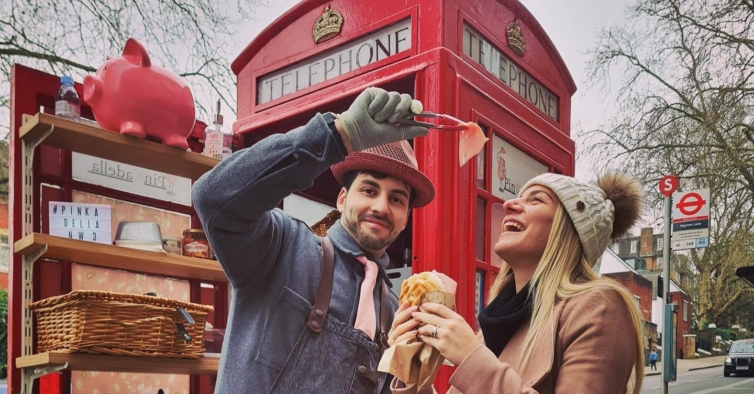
[724,339,754,377]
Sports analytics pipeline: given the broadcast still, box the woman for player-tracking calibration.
[389,173,645,393]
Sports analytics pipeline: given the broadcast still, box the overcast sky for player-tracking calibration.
[1,0,634,181]
[228,0,634,181]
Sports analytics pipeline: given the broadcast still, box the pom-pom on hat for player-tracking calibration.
[331,140,435,208]
[520,173,643,266]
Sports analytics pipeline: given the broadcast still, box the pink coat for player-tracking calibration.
[392,288,638,394]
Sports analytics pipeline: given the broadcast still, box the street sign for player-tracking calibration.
[673,239,697,250]
[672,189,710,249]
[672,229,710,242]
[672,219,709,232]
[673,190,709,220]
[659,175,678,197]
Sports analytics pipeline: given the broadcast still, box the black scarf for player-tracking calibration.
[478,281,533,357]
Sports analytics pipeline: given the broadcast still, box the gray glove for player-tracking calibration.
[338,87,428,152]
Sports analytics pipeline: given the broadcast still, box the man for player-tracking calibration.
[192,87,435,393]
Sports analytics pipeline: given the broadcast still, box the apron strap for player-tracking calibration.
[308,236,335,333]
[377,280,391,354]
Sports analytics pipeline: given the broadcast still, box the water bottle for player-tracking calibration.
[55,75,81,121]
[202,99,233,160]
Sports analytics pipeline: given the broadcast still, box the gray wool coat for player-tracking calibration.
[192,113,398,394]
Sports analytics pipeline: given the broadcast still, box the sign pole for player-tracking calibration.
[662,194,672,393]
[658,175,678,394]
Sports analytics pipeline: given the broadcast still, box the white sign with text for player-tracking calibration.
[48,201,112,244]
[491,135,548,201]
[72,153,192,206]
[463,24,559,121]
[257,19,412,104]
[671,189,710,250]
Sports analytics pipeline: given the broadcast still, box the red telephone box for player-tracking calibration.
[231,0,575,390]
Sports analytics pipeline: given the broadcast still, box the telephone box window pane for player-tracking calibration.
[490,203,505,267]
[475,270,485,319]
[476,125,488,190]
[283,194,335,227]
[476,197,486,261]
[490,270,499,291]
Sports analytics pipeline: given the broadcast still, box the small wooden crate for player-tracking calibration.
[30,290,213,359]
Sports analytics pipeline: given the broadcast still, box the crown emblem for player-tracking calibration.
[506,19,526,56]
[313,5,343,44]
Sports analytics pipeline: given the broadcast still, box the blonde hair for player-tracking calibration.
[487,205,644,394]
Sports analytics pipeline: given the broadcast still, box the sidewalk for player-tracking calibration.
[645,355,726,376]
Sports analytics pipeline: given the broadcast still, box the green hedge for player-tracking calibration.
[717,329,739,342]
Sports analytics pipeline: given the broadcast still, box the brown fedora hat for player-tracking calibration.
[331,141,435,207]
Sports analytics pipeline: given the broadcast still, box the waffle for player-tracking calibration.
[399,272,446,307]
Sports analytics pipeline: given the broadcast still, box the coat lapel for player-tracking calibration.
[516,299,568,388]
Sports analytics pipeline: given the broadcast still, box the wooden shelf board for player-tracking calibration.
[15,233,228,283]
[19,113,218,180]
[16,352,220,375]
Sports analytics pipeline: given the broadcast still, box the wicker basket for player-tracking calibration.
[30,290,214,359]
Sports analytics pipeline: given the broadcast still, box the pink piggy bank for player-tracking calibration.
[84,38,196,150]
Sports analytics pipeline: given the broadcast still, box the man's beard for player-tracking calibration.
[344,212,396,252]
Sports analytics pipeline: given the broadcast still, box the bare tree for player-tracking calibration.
[0,140,7,202]
[0,0,270,137]
[585,0,754,328]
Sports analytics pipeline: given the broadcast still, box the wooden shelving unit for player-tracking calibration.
[16,352,220,375]
[19,113,219,180]
[15,113,222,391]
[15,233,228,283]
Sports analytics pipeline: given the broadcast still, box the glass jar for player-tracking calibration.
[162,236,183,255]
[182,229,213,259]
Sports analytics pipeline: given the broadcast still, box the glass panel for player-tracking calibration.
[475,270,485,319]
[489,203,505,267]
[476,197,486,261]
[490,270,499,290]
[476,125,488,190]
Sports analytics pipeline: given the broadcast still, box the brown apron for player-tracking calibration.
[266,236,392,393]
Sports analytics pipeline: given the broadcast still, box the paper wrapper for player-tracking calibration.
[378,290,456,391]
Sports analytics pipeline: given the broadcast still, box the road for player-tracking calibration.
[642,368,754,393]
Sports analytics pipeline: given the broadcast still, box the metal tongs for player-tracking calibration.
[396,112,469,131]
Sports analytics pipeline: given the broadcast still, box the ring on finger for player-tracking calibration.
[431,325,439,339]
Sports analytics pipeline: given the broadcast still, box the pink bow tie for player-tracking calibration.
[354,255,378,340]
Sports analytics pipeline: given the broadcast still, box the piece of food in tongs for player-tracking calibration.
[398,106,489,166]
[459,122,489,167]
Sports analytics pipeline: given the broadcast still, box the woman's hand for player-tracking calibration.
[388,301,420,347]
[413,303,479,365]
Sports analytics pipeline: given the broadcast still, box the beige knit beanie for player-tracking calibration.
[520,173,643,266]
